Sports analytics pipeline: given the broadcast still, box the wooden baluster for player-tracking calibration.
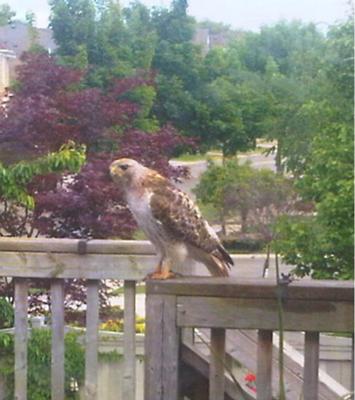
[85,280,100,400]
[303,331,320,400]
[209,328,226,400]
[123,280,136,400]
[256,329,273,400]
[182,327,194,345]
[351,334,354,396]
[14,278,28,400]
[162,295,180,399]
[51,279,65,400]
[145,294,179,400]
[145,294,163,400]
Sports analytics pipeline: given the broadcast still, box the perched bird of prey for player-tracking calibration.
[110,158,234,279]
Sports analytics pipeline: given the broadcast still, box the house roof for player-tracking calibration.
[0,20,57,56]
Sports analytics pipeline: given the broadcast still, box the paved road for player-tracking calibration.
[170,151,276,197]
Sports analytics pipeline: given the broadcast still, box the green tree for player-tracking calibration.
[0,142,85,211]
[228,21,326,172]
[0,3,15,26]
[194,47,270,156]
[49,0,158,130]
[49,0,96,59]
[123,2,157,70]
[194,159,234,234]
[151,0,204,133]
[275,17,354,279]
[25,11,47,54]
[195,159,298,235]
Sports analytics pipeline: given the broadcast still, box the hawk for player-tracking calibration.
[110,158,234,279]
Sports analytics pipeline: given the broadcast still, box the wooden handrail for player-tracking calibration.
[145,278,354,400]
[146,277,354,301]
[1,238,354,400]
[0,238,145,400]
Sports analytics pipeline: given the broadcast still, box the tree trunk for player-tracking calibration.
[276,138,283,174]
[262,243,270,278]
[240,210,248,233]
[219,210,226,236]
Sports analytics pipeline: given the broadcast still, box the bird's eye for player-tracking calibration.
[120,164,129,171]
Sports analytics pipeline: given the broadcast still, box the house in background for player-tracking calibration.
[0,21,56,94]
[0,48,15,93]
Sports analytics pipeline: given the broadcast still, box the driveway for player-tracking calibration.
[170,150,276,197]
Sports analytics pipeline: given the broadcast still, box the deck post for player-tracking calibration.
[256,329,273,400]
[51,279,65,400]
[123,280,136,400]
[209,328,226,400]
[14,278,28,400]
[85,280,100,400]
[303,331,320,400]
[351,333,354,395]
[145,293,180,400]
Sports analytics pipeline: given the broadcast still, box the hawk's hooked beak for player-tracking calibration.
[109,161,123,181]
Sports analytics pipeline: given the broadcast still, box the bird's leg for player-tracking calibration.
[145,258,179,280]
[144,258,162,280]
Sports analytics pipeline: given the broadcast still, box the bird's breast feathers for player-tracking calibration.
[110,158,233,276]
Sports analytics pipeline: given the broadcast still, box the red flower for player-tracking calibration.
[244,373,256,382]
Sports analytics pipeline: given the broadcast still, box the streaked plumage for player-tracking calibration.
[110,158,233,279]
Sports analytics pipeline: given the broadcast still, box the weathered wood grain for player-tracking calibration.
[177,297,353,332]
[85,280,100,400]
[209,328,225,400]
[14,278,28,400]
[0,238,155,254]
[51,279,65,400]
[147,278,354,301]
[351,334,354,394]
[303,331,320,400]
[162,295,180,400]
[123,280,136,400]
[144,294,180,400]
[0,252,157,279]
[256,330,273,400]
[145,294,164,400]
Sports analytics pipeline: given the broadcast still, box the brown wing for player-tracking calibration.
[148,176,233,274]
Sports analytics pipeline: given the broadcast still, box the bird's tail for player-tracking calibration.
[190,245,234,277]
[205,252,230,276]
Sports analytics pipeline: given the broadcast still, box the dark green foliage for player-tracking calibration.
[50,0,157,85]
[49,0,96,58]
[274,17,354,279]
[0,329,85,399]
[195,159,298,236]
[0,298,13,329]
[275,124,354,279]
[151,0,205,135]
[0,142,86,209]
[152,0,195,44]
[221,235,266,253]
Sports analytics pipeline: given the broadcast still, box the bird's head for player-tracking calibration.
[109,158,145,187]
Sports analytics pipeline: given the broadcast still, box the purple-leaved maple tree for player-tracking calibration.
[0,52,194,239]
[0,52,194,315]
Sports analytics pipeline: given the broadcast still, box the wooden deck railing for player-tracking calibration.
[0,238,353,400]
[145,278,354,400]
[0,238,158,400]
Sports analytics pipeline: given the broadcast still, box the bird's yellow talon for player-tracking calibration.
[145,271,178,280]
